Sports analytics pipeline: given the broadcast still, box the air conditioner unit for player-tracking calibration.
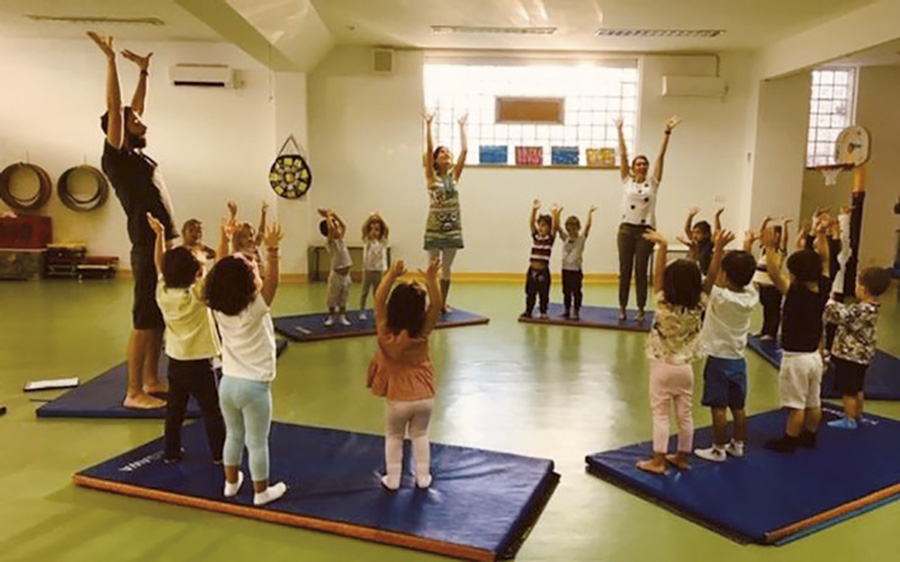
[662,76,727,98]
[170,64,235,88]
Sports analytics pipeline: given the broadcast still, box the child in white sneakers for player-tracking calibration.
[556,205,596,320]
[318,208,352,327]
[693,235,759,463]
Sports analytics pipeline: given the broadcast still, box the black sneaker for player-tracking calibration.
[519,312,533,319]
[798,430,817,448]
[764,434,798,453]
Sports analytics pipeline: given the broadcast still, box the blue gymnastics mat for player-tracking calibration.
[748,336,900,400]
[36,340,288,419]
[586,404,900,544]
[74,421,559,561]
[518,304,654,333]
[274,308,489,342]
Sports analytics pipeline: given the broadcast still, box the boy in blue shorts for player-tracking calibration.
[694,240,759,462]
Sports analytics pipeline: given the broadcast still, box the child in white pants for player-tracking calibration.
[367,258,443,490]
[638,228,732,474]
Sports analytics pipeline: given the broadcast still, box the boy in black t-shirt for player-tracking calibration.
[760,224,831,453]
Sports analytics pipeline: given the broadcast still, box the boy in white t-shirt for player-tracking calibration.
[318,208,353,327]
[148,213,226,464]
[556,205,596,320]
[694,242,760,462]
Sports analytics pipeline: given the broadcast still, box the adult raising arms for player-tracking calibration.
[89,31,177,409]
[614,115,682,323]
[423,111,468,313]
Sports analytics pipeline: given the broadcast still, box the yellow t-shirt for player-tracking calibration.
[155,274,221,360]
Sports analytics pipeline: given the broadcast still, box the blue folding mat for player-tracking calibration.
[74,421,559,561]
[748,335,900,400]
[36,340,289,419]
[518,303,654,333]
[585,404,900,544]
[274,309,489,342]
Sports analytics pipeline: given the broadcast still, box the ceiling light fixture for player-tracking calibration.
[431,25,557,35]
[596,28,724,39]
[26,15,165,26]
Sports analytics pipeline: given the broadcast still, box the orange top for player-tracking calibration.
[366,330,435,401]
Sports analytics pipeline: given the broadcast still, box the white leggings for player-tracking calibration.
[384,398,434,480]
[427,249,457,279]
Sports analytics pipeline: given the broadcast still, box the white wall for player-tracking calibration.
[0,37,311,272]
[307,47,758,275]
[801,65,900,267]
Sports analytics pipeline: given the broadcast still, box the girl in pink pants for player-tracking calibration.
[639,228,732,474]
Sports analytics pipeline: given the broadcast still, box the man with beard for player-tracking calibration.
[90,31,176,409]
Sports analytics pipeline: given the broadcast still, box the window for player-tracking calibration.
[423,61,639,167]
[806,68,856,167]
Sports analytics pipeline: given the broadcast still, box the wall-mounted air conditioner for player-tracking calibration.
[170,64,235,88]
[662,76,727,98]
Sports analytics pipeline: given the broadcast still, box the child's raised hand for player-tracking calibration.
[715,207,725,219]
[799,218,812,233]
[421,110,435,124]
[419,258,441,283]
[589,204,597,214]
[665,115,682,132]
[227,201,238,218]
[688,206,700,217]
[261,201,269,214]
[221,217,237,239]
[146,212,164,235]
[715,229,735,248]
[532,199,541,211]
[743,230,757,245]
[262,223,283,249]
[760,227,779,249]
[613,116,624,130]
[389,259,406,278]
[643,229,667,245]
[457,113,468,127]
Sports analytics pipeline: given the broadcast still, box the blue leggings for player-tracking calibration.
[219,375,272,481]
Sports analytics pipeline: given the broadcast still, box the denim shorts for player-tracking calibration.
[701,356,748,410]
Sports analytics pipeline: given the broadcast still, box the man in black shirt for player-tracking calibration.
[90,32,176,409]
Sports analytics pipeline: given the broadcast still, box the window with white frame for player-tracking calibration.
[423,61,639,167]
[806,68,856,167]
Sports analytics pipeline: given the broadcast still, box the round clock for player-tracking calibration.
[835,125,870,166]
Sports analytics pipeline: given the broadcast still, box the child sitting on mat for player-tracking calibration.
[318,208,353,327]
[556,205,596,320]
[693,233,759,463]
[367,258,443,490]
[521,199,561,319]
[359,212,389,320]
[147,213,226,465]
[678,206,722,276]
[824,266,892,429]
[206,223,287,506]
[760,222,830,453]
[637,228,732,474]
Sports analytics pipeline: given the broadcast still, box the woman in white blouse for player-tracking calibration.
[614,115,682,323]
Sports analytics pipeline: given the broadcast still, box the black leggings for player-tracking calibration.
[164,357,226,461]
[562,269,583,312]
[617,223,653,310]
[525,266,551,314]
[758,284,782,339]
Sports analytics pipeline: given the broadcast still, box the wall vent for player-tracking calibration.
[372,48,394,74]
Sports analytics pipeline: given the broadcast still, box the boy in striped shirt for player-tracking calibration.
[521,199,561,319]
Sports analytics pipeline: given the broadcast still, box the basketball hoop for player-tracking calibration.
[815,162,853,186]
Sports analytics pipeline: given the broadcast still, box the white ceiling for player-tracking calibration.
[831,37,900,67]
[310,0,880,51]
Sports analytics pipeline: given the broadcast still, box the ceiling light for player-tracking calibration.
[26,15,165,26]
[596,28,724,39]
[431,25,557,35]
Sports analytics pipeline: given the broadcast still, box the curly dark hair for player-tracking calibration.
[386,282,428,338]
[205,256,256,316]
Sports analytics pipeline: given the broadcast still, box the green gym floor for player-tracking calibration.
[1,279,898,561]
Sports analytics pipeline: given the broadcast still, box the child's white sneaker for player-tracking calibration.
[359,311,368,321]
[253,482,287,506]
[223,471,244,497]
[724,440,745,458]
[339,315,351,326]
[694,446,727,462]
[324,316,335,327]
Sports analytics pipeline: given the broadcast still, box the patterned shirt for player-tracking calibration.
[530,233,554,264]
[424,173,463,250]
[646,291,709,365]
[620,175,659,228]
[824,300,880,364]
